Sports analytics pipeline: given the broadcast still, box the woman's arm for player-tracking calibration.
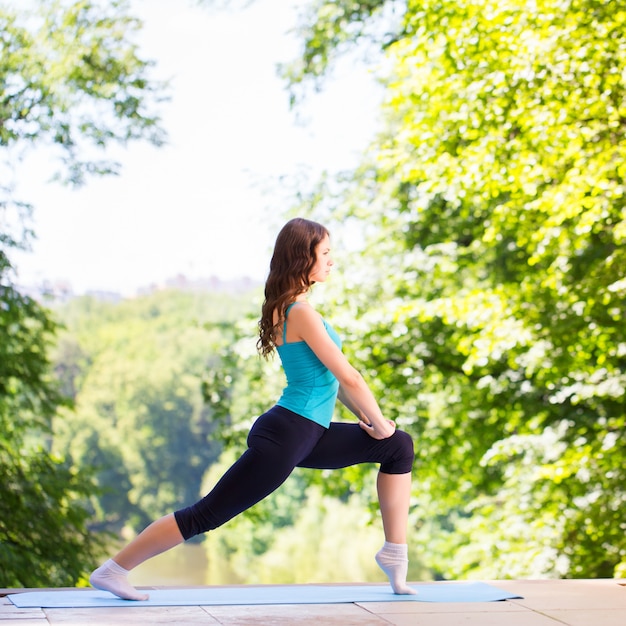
[337,385,368,422]
[287,303,395,440]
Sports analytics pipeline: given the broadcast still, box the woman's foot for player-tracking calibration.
[89,559,149,601]
[375,542,417,595]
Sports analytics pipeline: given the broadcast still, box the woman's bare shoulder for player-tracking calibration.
[286,301,326,336]
[288,301,322,320]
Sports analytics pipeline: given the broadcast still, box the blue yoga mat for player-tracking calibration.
[9,582,521,608]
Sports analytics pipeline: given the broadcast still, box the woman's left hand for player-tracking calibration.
[358,418,396,440]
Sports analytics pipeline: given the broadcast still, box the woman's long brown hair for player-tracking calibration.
[257,217,329,358]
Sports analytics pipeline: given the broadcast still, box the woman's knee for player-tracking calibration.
[398,429,414,456]
[381,429,415,474]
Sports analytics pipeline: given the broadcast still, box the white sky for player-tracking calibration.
[9,0,382,295]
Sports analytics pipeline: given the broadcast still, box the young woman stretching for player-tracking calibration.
[90,217,416,600]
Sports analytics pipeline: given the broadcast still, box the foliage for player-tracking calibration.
[0,266,104,587]
[51,289,260,534]
[0,0,168,586]
[284,0,626,578]
[0,0,166,189]
[279,0,401,102]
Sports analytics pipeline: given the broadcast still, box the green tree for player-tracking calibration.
[282,0,626,578]
[0,257,105,586]
[52,290,259,534]
[1,0,165,189]
[0,0,166,586]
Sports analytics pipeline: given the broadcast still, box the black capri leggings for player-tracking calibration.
[174,405,415,540]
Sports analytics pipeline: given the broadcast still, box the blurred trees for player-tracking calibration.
[0,260,103,587]
[0,0,166,586]
[1,0,165,192]
[51,289,257,535]
[279,0,626,578]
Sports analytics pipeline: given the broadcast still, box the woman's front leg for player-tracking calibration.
[377,471,412,543]
[375,471,417,595]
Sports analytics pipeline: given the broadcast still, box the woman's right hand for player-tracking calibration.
[359,418,396,440]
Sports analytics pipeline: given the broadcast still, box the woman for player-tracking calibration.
[90,217,416,600]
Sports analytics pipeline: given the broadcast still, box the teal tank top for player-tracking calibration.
[276,303,341,428]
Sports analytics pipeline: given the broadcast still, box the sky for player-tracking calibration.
[9,0,382,296]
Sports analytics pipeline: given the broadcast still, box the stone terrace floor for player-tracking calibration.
[1,579,625,625]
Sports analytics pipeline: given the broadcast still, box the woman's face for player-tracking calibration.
[308,234,333,283]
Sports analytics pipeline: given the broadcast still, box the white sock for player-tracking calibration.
[89,559,149,601]
[375,542,417,595]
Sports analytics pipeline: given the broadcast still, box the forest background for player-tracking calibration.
[1,0,625,588]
